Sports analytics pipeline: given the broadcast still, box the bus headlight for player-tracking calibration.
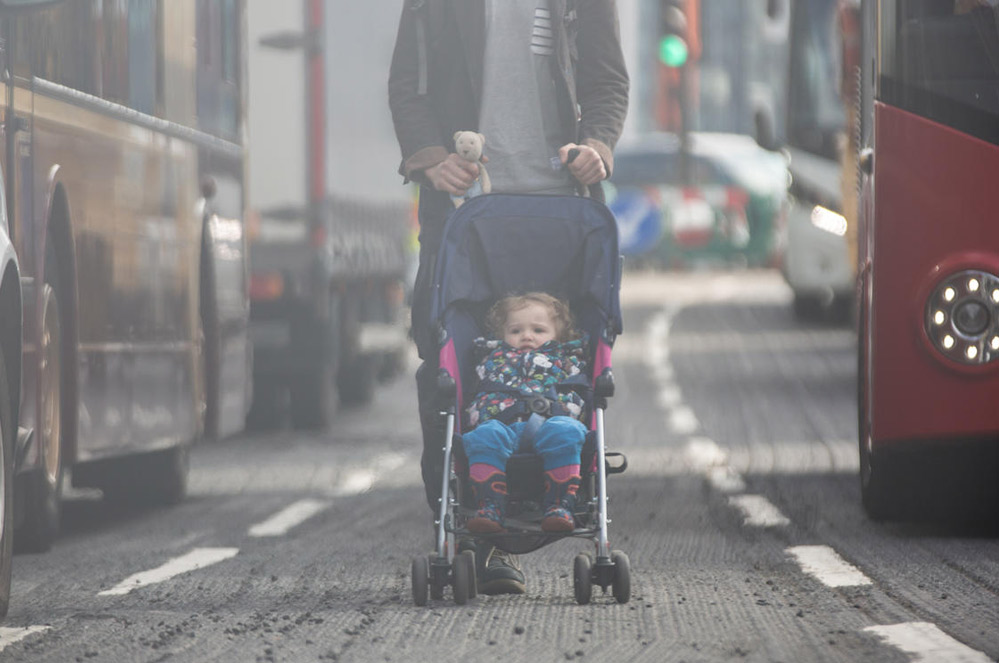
[925,270,999,365]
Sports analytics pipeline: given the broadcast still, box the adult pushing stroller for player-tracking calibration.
[410,193,630,606]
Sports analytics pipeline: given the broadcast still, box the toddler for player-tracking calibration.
[462,292,588,534]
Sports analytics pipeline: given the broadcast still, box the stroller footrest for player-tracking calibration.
[606,451,627,475]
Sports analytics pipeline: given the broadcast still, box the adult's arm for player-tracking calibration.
[575,0,630,177]
[388,5,450,184]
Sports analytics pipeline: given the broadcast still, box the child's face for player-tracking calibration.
[502,301,558,350]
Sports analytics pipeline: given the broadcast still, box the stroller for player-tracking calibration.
[410,193,630,606]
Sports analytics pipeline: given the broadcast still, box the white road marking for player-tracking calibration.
[684,437,729,470]
[706,466,746,493]
[98,547,239,596]
[728,494,791,527]
[0,626,49,652]
[668,405,700,434]
[249,498,331,537]
[787,545,872,587]
[656,385,683,409]
[864,622,993,663]
[333,469,375,496]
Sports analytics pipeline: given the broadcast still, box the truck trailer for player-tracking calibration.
[245,0,410,428]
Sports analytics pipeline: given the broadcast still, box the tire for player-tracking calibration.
[246,379,285,431]
[452,554,471,605]
[199,226,221,442]
[411,555,429,606]
[857,294,902,521]
[16,276,64,553]
[336,353,376,407]
[573,553,592,605]
[792,292,823,321]
[611,550,631,604]
[429,553,444,600]
[0,350,15,617]
[98,444,189,507]
[460,549,477,599]
[289,359,334,430]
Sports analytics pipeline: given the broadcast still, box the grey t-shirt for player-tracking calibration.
[479,0,574,195]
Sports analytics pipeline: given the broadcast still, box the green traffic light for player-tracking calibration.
[659,34,688,67]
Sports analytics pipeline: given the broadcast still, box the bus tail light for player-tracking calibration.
[924,269,999,366]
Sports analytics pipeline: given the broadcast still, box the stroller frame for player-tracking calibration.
[410,194,630,606]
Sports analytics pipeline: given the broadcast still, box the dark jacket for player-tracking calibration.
[466,336,588,428]
[388,0,629,211]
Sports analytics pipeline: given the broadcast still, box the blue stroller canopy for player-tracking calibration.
[429,193,623,337]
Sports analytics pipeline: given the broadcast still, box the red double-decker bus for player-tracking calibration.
[857,0,999,520]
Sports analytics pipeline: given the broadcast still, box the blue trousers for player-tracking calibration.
[462,416,587,471]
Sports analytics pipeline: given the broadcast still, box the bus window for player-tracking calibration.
[880,0,999,142]
[127,0,157,115]
[12,2,99,95]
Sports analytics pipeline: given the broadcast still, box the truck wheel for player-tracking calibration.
[336,353,375,407]
[16,276,64,553]
[246,379,285,430]
[290,362,334,429]
[0,350,15,617]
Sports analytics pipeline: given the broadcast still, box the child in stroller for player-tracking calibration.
[410,193,630,606]
[463,292,589,535]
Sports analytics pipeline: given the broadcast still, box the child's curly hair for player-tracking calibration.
[485,292,577,342]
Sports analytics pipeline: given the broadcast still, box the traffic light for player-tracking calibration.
[658,1,688,68]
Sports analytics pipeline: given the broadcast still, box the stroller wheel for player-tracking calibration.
[611,550,631,604]
[428,553,446,600]
[573,553,592,605]
[452,554,472,605]
[412,555,430,606]
[460,549,478,599]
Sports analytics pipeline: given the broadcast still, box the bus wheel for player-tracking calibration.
[0,350,15,617]
[18,241,65,553]
[17,279,64,552]
[858,294,902,522]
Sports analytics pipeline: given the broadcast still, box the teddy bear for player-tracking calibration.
[450,131,491,209]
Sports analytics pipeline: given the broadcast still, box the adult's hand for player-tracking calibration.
[424,153,481,196]
[559,143,607,186]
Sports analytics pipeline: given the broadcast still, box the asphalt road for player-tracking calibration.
[1,270,996,663]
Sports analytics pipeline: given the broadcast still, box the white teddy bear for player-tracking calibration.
[451,131,491,209]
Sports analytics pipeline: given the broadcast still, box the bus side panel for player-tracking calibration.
[871,103,999,445]
[30,94,201,460]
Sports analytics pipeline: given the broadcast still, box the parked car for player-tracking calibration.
[607,132,789,269]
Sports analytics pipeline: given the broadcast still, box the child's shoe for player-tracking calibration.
[541,466,580,533]
[468,466,507,533]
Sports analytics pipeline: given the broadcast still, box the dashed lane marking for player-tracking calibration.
[98,547,239,596]
[787,545,872,587]
[0,626,49,653]
[728,494,791,527]
[706,466,747,493]
[668,405,700,435]
[683,436,729,470]
[864,622,993,663]
[657,385,683,409]
[249,499,332,537]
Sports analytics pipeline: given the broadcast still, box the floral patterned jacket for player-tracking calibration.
[466,336,588,429]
